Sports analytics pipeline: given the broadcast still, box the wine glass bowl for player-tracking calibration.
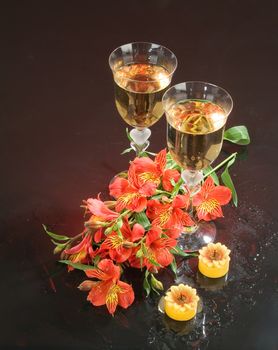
[109,42,177,153]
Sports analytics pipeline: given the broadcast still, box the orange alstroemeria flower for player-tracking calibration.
[109,166,156,213]
[146,195,194,238]
[109,150,180,213]
[84,259,134,315]
[64,234,95,269]
[192,176,232,221]
[130,149,180,192]
[144,227,177,271]
[100,221,145,263]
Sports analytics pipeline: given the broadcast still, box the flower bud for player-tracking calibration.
[78,280,95,291]
[123,241,134,248]
[85,215,104,229]
[136,249,143,258]
[150,274,164,291]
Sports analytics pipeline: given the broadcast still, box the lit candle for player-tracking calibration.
[198,242,231,278]
[164,284,199,321]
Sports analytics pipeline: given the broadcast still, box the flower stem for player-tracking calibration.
[155,189,172,195]
[204,152,237,178]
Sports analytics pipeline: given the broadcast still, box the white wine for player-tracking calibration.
[167,100,226,170]
[114,63,171,129]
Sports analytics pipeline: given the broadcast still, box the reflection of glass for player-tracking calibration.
[163,82,233,249]
[109,42,177,154]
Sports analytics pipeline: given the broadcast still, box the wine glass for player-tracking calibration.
[109,42,177,155]
[162,81,233,250]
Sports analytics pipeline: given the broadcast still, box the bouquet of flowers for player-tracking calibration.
[44,147,236,315]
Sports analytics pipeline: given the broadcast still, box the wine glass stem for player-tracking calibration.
[181,169,203,196]
[130,127,151,156]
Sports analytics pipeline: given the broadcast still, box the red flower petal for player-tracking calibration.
[155,248,173,267]
[85,259,120,281]
[146,227,162,246]
[128,248,144,269]
[131,223,145,242]
[172,194,190,209]
[109,247,132,263]
[117,280,135,309]
[64,236,87,254]
[94,228,104,243]
[131,157,157,174]
[202,176,215,194]
[192,192,203,207]
[146,199,161,220]
[87,280,112,306]
[209,186,232,205]
[109,177,130,199]
[164,227,181,239]
[129,196,147,213]
[86,198,119,220]
[139,182,157,196]
[155,149,167,173]
[162,169,180,192]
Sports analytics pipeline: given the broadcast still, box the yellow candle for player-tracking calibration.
[164,284,199,321]
[198,242,231,278]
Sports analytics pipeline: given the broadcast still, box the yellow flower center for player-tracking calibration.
[138,172,160,185]
[157,209,172,227]
[118,192,139,206]
[106,284,121,313]
[106,235,123,249]
[198,198,218,214]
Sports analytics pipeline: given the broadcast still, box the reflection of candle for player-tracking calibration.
[196,271,228,291]
[198,242,231,278]
[164,284,199,321]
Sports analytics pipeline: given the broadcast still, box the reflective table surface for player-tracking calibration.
[1,1,278,349]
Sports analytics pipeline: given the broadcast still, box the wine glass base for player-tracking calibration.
[178,221,217,252]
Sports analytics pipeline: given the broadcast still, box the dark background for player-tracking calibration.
[1,1,278,349]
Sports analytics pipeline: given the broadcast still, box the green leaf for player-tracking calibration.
[135,212,151,230]
[170,178,184,198]
[148,257,161,267]
[166,152,182,170]
[144,151,157,156]
[121,147,133,155]
[143,270,151,297]
[203,166,219,185]
[59,260,94,271]
[171,245,197,257]
[43,224,70,241]
[93,255,101,266]
[224,125,250,145]
[51,240,69,254]
[170,258,177,275]
[221,156,238,207]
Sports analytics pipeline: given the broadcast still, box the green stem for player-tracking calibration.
[204,152,237,178]
[155,189,172,196]
[118,210,130,219]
